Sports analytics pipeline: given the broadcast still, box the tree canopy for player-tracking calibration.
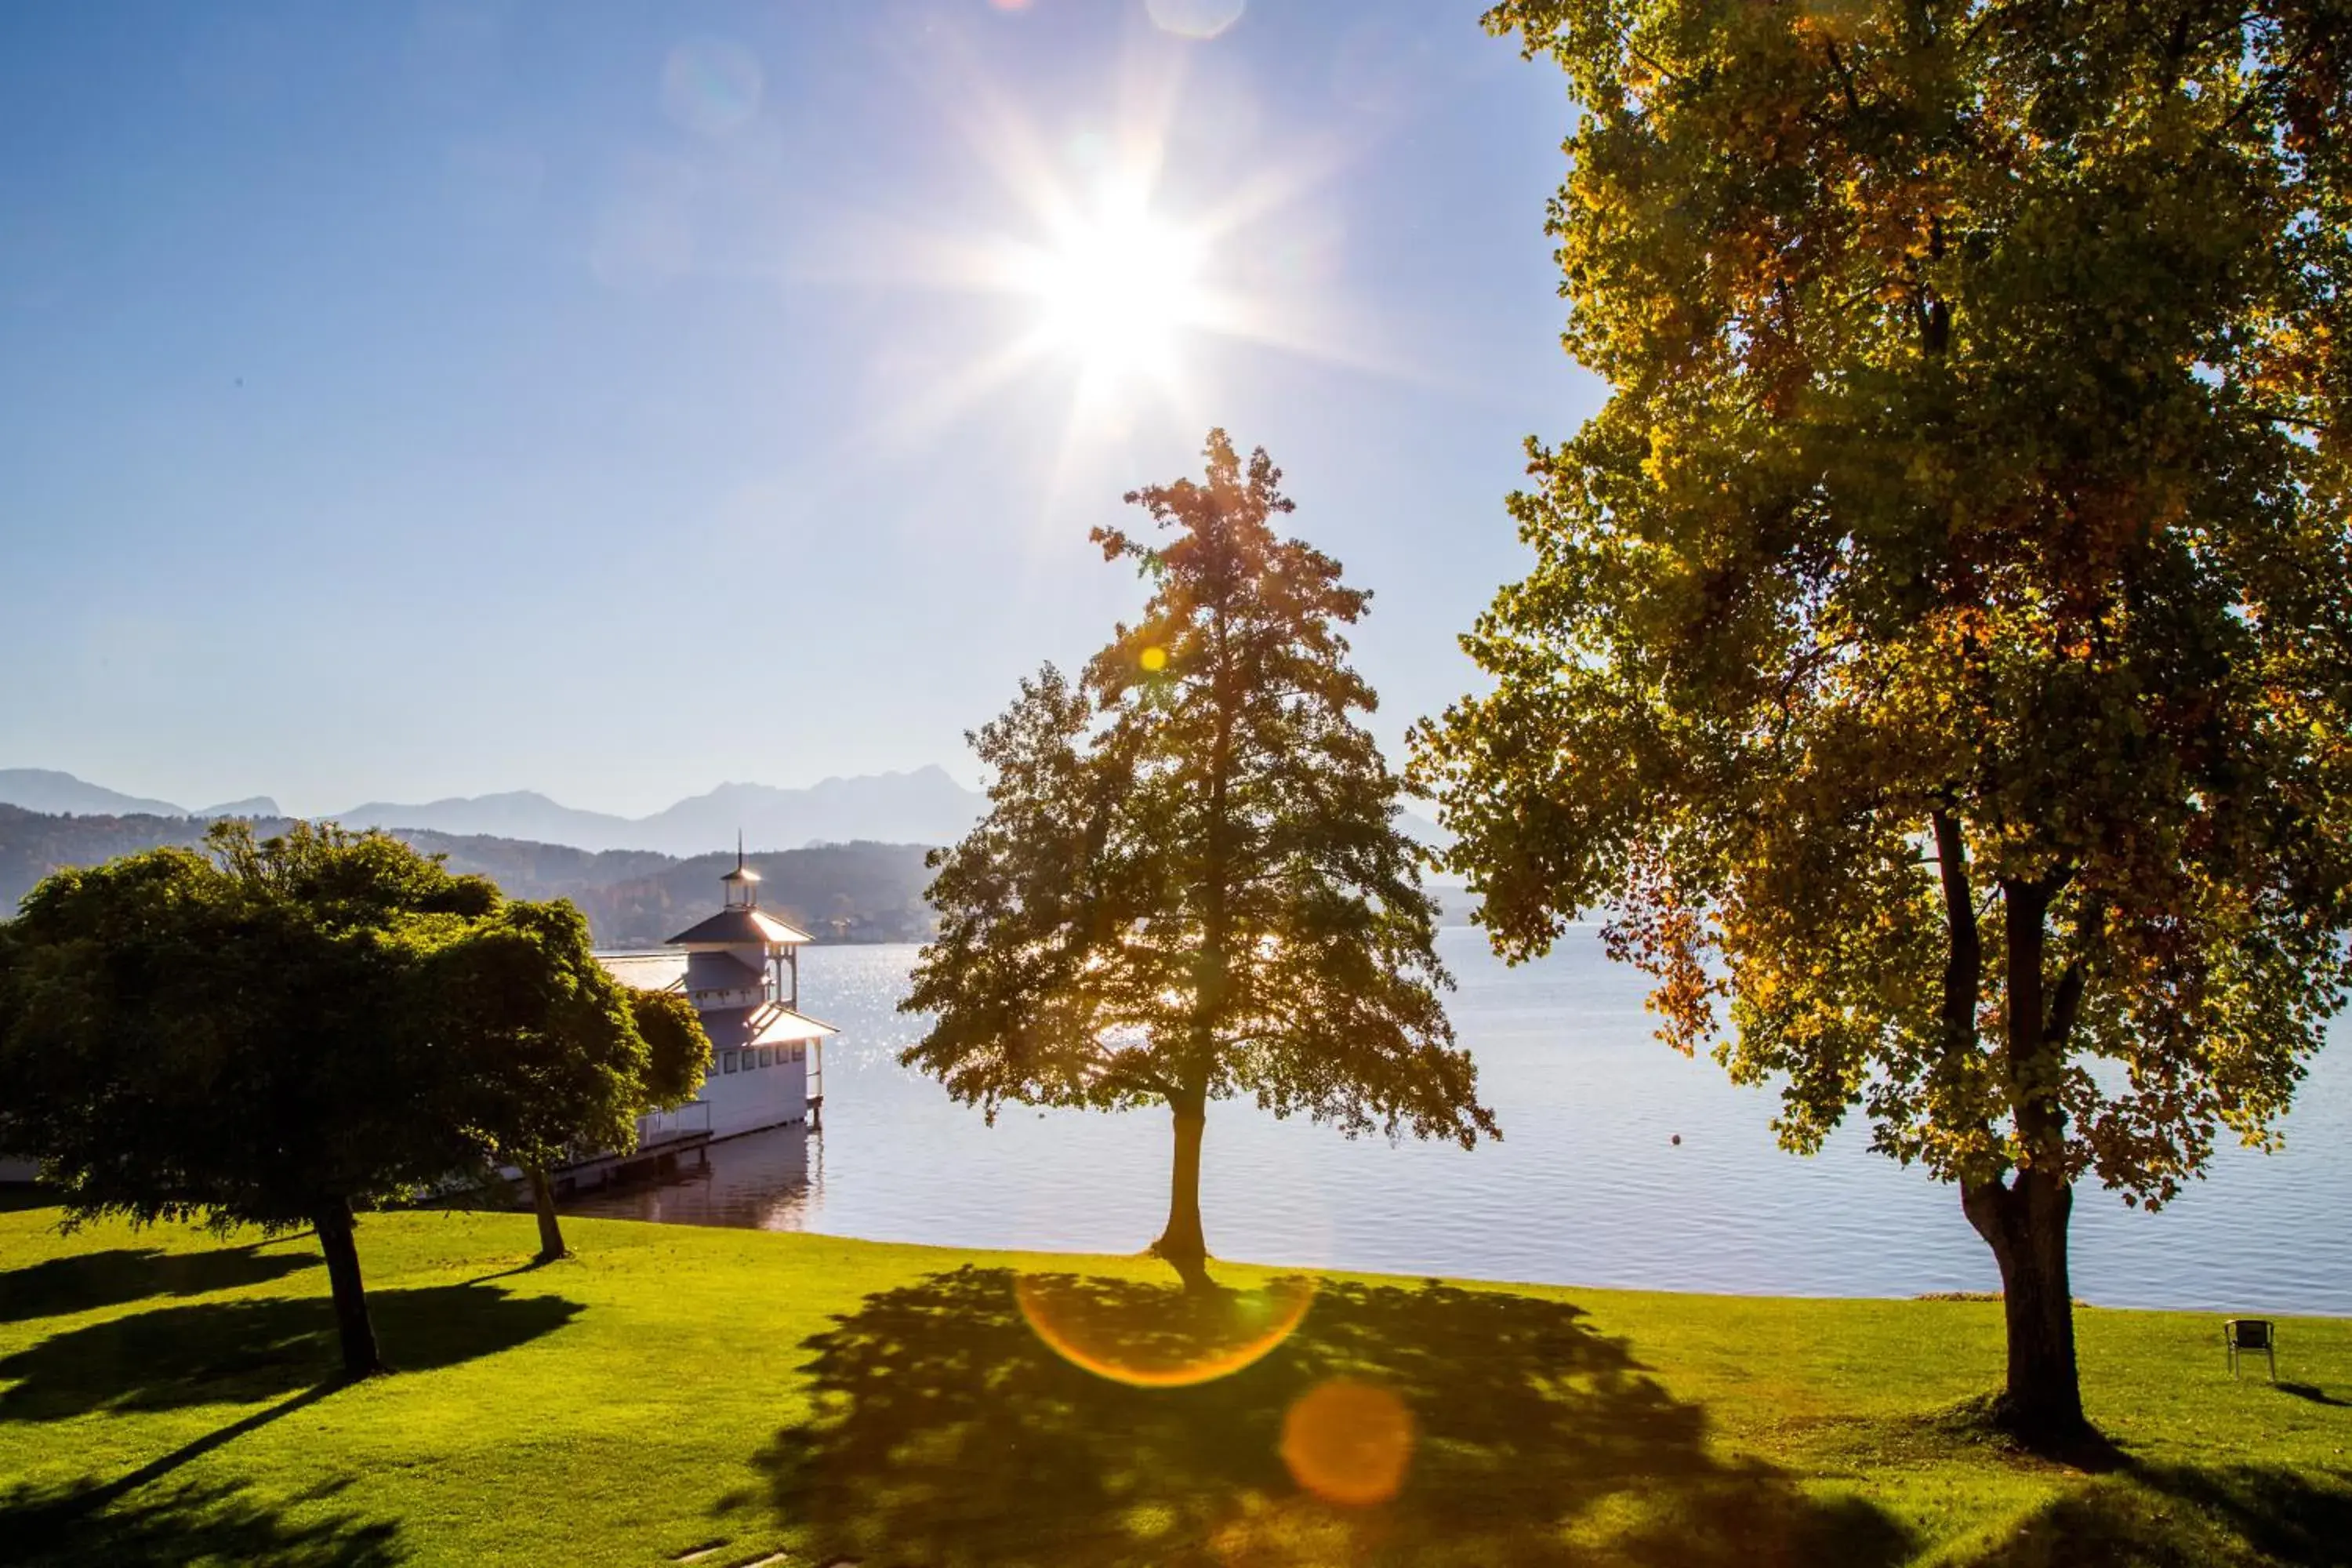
[906,430,1495,1286]
[1416,0,2352,1440]
[0,822,695,1374]
[419,899,711,1262]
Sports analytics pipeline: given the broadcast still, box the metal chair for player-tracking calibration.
[2225,1318,2277,1381]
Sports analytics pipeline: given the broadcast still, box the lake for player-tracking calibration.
[568,928,2352,1313]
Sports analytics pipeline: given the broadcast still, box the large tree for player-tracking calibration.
[421,911,712,1265]
[905,430,1497,1288]
[1415,1,2352,1442]
[0,822,678,1376]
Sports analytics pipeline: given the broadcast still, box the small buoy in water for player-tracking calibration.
[1671,1134,1682,1145]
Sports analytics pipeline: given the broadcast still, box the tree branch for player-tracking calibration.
[1931,807,1981,1059]
[2045,898,2104,1054]
[2214,15,2305,142]
[1824,38,1864,117]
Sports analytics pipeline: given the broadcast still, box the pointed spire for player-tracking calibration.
[721,831,760,906]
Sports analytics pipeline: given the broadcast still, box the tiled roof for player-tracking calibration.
[662,906,814,947]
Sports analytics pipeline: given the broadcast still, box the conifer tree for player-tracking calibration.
[906,431,1496,1288]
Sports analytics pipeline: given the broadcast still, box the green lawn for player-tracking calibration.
[0,1197,2346,1567]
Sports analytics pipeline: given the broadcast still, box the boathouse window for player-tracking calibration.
[723,1051,738,1074]
[759,1047,774,1069]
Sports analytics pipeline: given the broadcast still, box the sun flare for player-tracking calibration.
[1017,197,1207,383]
[839,48,1381,488]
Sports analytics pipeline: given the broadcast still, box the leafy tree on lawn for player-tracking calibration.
[422,910,712,1265]
[905,430,1497,1289]
[1415,0,2352,1443]
[0,822,681,1377]
[630,987,717,1108]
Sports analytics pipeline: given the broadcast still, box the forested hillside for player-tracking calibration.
[0,806,937,946]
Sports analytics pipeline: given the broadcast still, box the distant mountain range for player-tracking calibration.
[0,769,284,822]
[0,766,1451,858]
[332,768,988,856]
[0,767,985,856]
[0,803,938,946]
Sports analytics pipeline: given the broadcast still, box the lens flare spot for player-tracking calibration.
[1148,0,1247,40]
[1140,645,1168,671]
[1280,1381,1414,1506]
[1014,1272,1316,1388]
[661,36,763,137]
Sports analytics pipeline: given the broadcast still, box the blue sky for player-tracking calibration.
[0,0,1598,818]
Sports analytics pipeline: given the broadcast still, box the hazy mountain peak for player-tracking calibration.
[332,771,986,855]
[6,766,988,855]
[0,768,187,818]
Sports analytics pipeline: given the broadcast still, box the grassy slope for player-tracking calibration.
[0,1201,2346,1567]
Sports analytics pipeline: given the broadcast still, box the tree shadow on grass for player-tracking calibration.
[0,1243,321,1325]
[2141,1465,2352,1568]
[731,1267,1917,1568]
[0,1283,583,1421]
[2278,1382,2351,1409]
[1960,1461,2352,1567]
[0,1473,404,1568]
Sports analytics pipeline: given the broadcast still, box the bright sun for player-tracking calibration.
[1018,198,1207,384]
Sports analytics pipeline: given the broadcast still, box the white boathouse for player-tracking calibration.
[579,854,835,1186]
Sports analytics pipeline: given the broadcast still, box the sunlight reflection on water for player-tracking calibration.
[564,929,2351,1313]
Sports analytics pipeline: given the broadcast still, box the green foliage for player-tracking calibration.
[1419,0,2352,1432]
[1430,0,2352,1191]
[626,989,713,1111]
[417,898,667,1181]
[905,432,1493,1147]
[0,822,675,1233]
[0,825,480,1232]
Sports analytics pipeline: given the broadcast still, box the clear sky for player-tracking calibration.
[0,0,1599,818]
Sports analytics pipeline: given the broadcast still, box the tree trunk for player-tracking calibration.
[312,1197,383,1380]
[528,1165,568,1263]
[1152,1094,1211,1291]
[1962,1166,2087,1445]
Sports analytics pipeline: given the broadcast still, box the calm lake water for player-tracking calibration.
[569,929,2352,1313]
